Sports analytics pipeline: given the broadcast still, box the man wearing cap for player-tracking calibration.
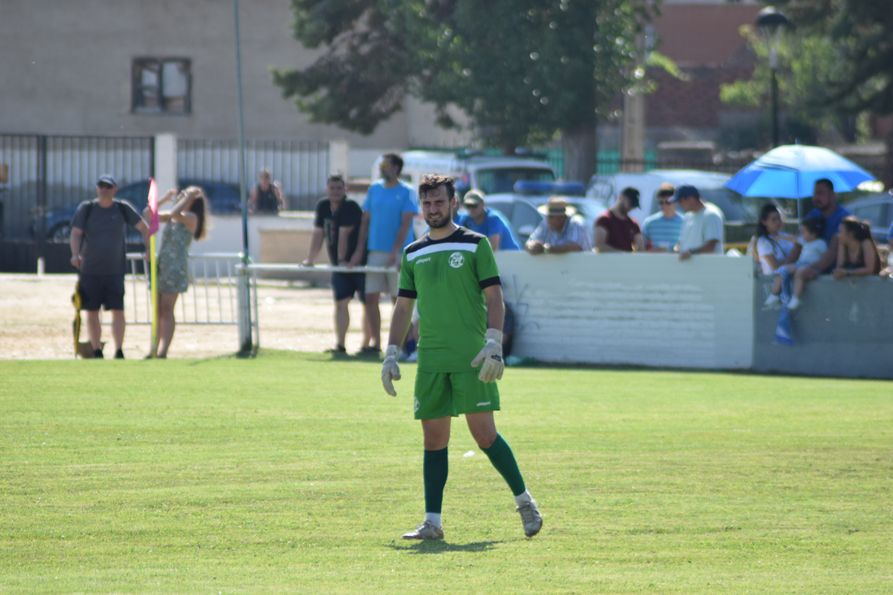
[70,175,149,359]
[456,190,521,251]
[672,184,724,260]
[642,182,685,252]
[594,187,644,253]
[525,197,592,254]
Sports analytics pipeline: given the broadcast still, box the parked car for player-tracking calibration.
[473,183,609,245]
[375,149,557,197]
[37,179,242,242]
[843,191,893,243]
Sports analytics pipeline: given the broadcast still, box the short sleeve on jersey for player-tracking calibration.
[397,251,417,299]
[475,237,501,289]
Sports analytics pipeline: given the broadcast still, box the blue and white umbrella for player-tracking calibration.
[725,144,875,200]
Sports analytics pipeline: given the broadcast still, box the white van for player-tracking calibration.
[372,150,557,196]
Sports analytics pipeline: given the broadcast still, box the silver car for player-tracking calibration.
[843,192,893,243]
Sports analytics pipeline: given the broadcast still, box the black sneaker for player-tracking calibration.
[93,348,104,359]
[114,349,125,360]
[325,345,348,356]
[357,346,381,358]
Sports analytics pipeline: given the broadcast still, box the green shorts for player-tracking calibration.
[413,371,500,420]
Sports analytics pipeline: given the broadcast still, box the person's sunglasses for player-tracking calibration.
[659,200,671,205]
[97,182,114,189]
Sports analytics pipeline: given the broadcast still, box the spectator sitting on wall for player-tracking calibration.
[793,178,851,280]
[672,184,725,260]
[833,216,882,280]
[764,217,826,309]
[642,183,684,252]
[457,189,521,250]
[525,197,592,254]
[248,168,286,214]
[754,203,800,275]
[594,186,644,253]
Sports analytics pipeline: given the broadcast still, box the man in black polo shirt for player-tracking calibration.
[303,174,365,354]
[69,174,149,359]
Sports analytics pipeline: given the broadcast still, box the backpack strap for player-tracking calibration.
[78,199,135,251]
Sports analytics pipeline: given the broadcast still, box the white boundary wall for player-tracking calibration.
[497,253,754,370]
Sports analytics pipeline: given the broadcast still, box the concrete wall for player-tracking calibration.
[190,212,314,263]
[0,0,471,148]
[497,253,755,370]
[753,276,893,380]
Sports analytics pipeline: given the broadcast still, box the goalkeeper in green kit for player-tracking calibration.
[382,174,542,541]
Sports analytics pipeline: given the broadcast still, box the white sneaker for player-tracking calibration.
[787,296,801,310]
[517,499,543,537]
[764,294,780,308]
[401,520,444,540]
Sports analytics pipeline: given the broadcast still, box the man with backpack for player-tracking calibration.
[69,174,149,359]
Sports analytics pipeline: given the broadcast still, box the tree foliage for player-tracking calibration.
[721,0,893,146]
[273,0,657,157]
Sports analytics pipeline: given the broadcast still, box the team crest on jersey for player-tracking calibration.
[449,252,465,268]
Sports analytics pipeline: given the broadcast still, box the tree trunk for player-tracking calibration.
[561,123,597,184]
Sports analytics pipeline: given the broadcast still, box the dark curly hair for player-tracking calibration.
[419,174,456,199]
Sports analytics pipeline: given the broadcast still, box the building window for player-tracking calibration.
[132,58,191,114]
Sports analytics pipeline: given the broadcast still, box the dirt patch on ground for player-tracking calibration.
[0,274,389,360]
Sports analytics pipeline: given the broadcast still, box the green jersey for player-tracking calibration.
[398,226,501,372]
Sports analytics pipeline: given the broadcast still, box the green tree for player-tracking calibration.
[720,29,848,146]
[273,0,658,182]
[722,0,893,184]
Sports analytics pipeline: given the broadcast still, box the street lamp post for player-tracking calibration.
[756,6,792,148]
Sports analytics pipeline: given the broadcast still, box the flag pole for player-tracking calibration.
[147,178,160,357]
[149,234,158,357]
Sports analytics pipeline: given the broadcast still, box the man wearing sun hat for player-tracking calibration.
[671,184,725,260]
[524,196,592,254]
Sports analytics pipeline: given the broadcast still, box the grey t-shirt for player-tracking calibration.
[71,199,143,275]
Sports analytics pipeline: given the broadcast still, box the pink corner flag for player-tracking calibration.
[147,177,160,236]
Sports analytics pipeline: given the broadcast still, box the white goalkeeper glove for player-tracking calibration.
[381,344,401,397]
[471,328,504,383]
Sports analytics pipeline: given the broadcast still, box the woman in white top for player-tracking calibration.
[754,203,800,275]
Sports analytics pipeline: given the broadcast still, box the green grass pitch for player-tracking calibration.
[1,352,891,592]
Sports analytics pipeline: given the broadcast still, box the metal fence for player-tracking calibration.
[0,133,154,241]
[125,252,250,324]
[177,138,329,210]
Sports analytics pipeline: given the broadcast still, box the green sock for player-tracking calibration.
[423,448,448,514]
[482,434,526,496]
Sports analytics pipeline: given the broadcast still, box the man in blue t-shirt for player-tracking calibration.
[642,183,684,252]
[800,178,850,278]
[351,153,419,354]
[456,190,521,251]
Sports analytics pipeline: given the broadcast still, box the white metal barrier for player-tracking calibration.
[236,262,398,351]
[125,252,255,325]
[125,253,397,352]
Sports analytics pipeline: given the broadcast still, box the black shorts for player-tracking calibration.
[332,272,364,302]
[79,273,125,311]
